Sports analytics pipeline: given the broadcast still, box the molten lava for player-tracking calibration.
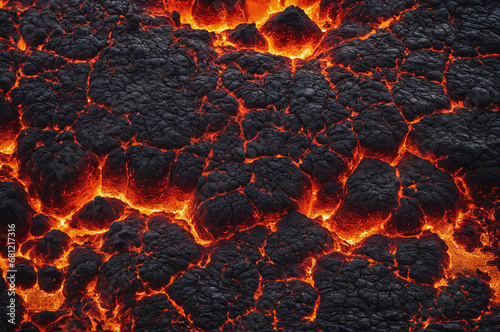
[1,0,500,331]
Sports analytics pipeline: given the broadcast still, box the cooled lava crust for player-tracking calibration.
[1,0,500,331]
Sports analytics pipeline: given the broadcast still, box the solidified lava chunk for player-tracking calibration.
[256,280,318,324]
[169,152,207,194]
[14,258,37,290]
[387,197,423,236]
[245,157,311,215]
[315,121,358,157]
[300,146,346,183]
[318,21,372,49]
[96,252,144,310]
[445,57,500,108]
[193,162,254,239]
[0,41,17,94]
[69,196,126,230]
[326,31,405,80]
[453,222,482,253]
[137,215,204,289]
[72,106,135,157]
[100,215,146,254]
[336,158,400,235]
[168,226,267,331]
[265,212,334,266]
[326,68,393,113]
[0,180,34,244]
[410,108,500,199]
[29,214,52,237]
[397,153,459,218]
[430,275,492,320]
[400,50,449,82]
[395,234,449,284]
[15,129,100,215]
[194,191,255,239]
[123,293,191,331]
[38,265,64,293]
[320,0,415,25]
[227,23,268,50]
[246,128,310,161]
[22,229,71,263]
[63,247,103,298]
[392,74,451,121]
[22,50,67,76]
[289,69,350,135]
[313,252,438,331]
[261,6,322,54]
[11,62,90,129]
[352,103,408,155]
[0,94,20,144]
[125,145,177,205]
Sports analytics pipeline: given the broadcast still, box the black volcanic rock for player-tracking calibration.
[227,23,268,50]
[261,6,322,53]
[69,196,126,230]
[22,230,71,263]
[265,212,334,266]
[3,0,500,330]
[137,215,204,289]
[336,158,400,234]
[38,265,64,293]
[0,181,34,245]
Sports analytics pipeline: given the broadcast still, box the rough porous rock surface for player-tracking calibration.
[1,0,499,331]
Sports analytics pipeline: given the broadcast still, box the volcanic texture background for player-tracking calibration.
[1,0,500,331]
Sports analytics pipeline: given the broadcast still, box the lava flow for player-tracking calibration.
[1,0,500,331]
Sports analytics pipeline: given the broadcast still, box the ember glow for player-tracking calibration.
[1,0,500,331]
